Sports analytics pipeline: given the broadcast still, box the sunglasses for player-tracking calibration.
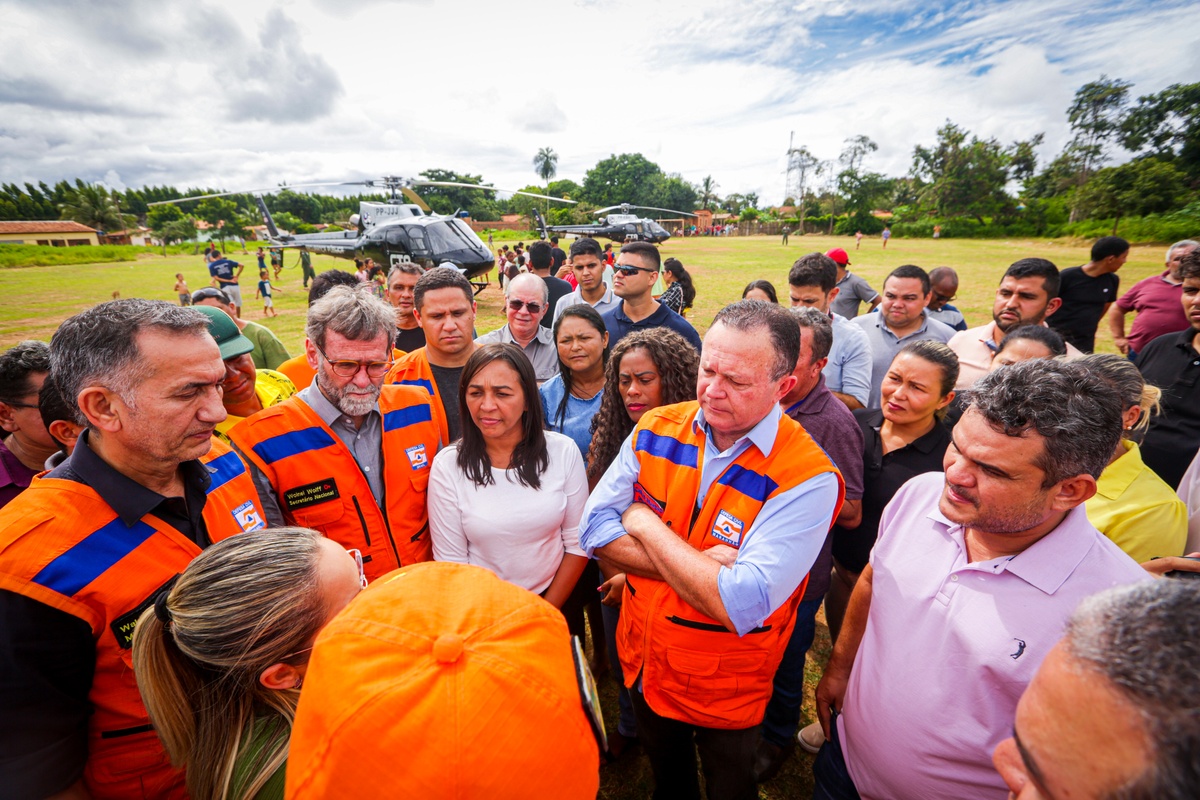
[507,299,544,315]
[614,264,658,277]
[314,342,393,379]
[191,288,229,302]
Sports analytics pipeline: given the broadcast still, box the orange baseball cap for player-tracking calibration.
[285,562,600,800]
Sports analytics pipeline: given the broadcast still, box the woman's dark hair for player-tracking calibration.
[663,258,696,309]
[997,324,1067,358]
[587,329,699,482]
[457,343,548,489]
[892,339,959,419]
[742,279,778,304]
[550,305,609,429]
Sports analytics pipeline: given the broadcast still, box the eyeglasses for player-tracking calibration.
[614,264,658,277]
[1,398,38,410]
[507,299,544,315]
[314,342,393,378]
[932,291,957,303]
[347,548,368,589]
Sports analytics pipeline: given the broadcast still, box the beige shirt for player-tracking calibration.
[947,321,1082,390]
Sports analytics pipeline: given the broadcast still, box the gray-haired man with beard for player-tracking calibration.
[230,284,442,581]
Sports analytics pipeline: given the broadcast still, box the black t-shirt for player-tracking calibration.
[541,276,574,329]
[831,409,951,573]
[430,363,465,443]
[1046,266,1120,352]
[395,325,427,353]
[0,432,213,795]
[1136,328,1200,488]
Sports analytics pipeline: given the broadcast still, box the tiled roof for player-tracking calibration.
[0,220,98,234]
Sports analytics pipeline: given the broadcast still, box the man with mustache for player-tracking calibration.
[231,284,442,581]
[947,258,1082,390]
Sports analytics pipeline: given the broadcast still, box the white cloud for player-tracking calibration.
[0,0,1192,205]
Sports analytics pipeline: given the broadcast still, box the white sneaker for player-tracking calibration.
[797,721,826,754]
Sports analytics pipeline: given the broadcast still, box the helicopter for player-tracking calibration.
[149,177,574,290]
[531,203,697,245]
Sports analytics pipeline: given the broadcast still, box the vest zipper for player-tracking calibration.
[666,615,771,634]
[377,481,402,566]
[351,496,372,547]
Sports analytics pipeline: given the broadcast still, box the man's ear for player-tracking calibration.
[1044,297,1063,317]
[48,420,83,451]
[76,387,124,433]
[0,402,18,434]
[305,338,320,372]
[1050,473,1097,511]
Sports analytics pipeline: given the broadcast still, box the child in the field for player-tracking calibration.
[174,274,190,305]
[256,270,280,317]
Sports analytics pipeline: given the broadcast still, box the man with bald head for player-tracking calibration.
[475,272,560,382]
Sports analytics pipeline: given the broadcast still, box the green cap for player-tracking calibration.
[194,305,254,360]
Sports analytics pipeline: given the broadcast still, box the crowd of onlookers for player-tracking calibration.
[1,233,1198,800]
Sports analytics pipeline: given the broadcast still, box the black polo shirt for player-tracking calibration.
[1137,327,1200,489]
[0,432,213,796]
[831,409,951,574]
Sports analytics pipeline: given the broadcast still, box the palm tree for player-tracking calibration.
[700,175,720,211]
[533,147,558,186]
[59,182,135,233]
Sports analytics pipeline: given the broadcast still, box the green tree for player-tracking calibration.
[1068,76,1132,181]
[1074,158,1189,232]
[646,173,697,215]
[147,204,189,255]
[194,198,239,249]
[533,147,558,185]
[911,122,1013,222]
[699,175,720,210]
[546,178,583,200]
[1121,82,1200,184]
[839,135,878,174]
[581,153,663,207]
[58,182,136,232]
[786,145,820,224]
[417,169,501,220]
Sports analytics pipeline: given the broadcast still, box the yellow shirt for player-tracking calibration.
[1086,439,1188,563]
[215,369,296,445]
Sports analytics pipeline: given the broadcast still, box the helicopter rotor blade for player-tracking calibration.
[591,205,623,215]
[508,190,577,204]
[628,205,699,217]
[147,180,386,207]
[413,181,577,204]
[400,186,431,212]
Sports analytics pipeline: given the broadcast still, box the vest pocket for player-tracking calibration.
[409,468,430,492]
[289,500,344,528]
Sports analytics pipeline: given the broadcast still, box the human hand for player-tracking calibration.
[815,662,851,739]
[621,503,657,539]
[1114,337,1130,355]
[599,573,627,606]
[1141,553,1200,578]
[703,544,739,567]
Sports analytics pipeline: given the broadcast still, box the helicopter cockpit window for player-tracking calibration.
[389,227,429,257]
[634,223,644,234]
[426,219,481,253]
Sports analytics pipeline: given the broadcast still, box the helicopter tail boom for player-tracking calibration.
[253,194,288,242]
[531,208,549,241]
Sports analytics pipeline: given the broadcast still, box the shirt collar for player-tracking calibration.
[784,374,831,417]
[1095,439,1141,499]
[497,324,554,347]
[926,498,1099,595]
[69,430,211,528]
[693,402,782,457]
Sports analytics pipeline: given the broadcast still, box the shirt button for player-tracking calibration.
[364,466,371,472]
[951,575,959,582]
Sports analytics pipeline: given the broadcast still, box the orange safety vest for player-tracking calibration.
[616,402,843,730]
[386,347,451,444]
[0,439,265,800]
[229,385,440,580]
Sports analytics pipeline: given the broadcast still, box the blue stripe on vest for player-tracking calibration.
[32,518,157,596]
[396,378,435,395]
[252,427,337,465]
[383,404,433,432]
[717,464,779,504]
[635,429,699,469]
[205,451,245,494]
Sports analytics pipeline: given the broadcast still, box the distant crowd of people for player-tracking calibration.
[1,233,1199,800]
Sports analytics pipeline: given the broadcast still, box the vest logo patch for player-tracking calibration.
[232,500,266,532]
[405,444,429,470]
[284,478,340,511]
[111,576,179,649]
[711,510,744,547]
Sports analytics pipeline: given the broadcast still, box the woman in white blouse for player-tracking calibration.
[428,343,588,607]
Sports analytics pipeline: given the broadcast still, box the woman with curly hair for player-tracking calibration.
[659,258,696,317]
[584,327,699,756]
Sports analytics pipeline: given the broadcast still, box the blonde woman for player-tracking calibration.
[131,529,365,800]
[1077,354,1188,563]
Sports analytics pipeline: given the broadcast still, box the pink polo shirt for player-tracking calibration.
[1116,271,1190,353]
[839,471,1150,800]
[947,321,1083,390]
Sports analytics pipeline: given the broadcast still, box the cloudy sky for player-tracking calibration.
[1,0,1194,205]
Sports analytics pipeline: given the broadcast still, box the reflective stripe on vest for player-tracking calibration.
[617,401,844,729]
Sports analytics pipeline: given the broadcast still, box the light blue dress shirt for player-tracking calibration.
[823,313,872,407]
[579,403,841,636]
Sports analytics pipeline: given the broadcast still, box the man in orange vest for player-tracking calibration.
[231,284,441,581]
[0,300,267,800]
[386,267,478,444]
[581,300,844,799]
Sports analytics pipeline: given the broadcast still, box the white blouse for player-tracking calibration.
[427,431,588,594]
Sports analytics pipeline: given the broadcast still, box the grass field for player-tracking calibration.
[0,234,1172,353]
[0,234,1172,798]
